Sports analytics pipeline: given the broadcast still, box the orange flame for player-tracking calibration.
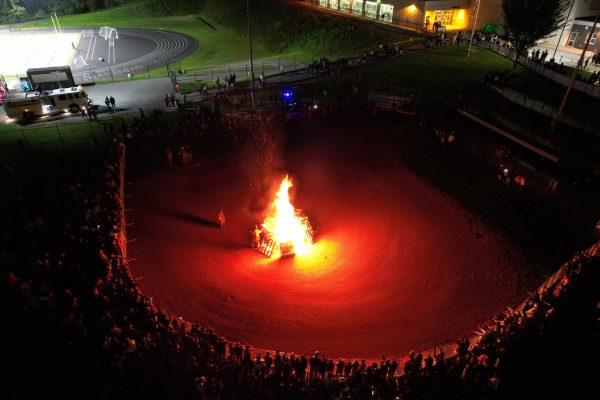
[262,175,313,255]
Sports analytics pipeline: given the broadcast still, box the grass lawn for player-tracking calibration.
[361,46,600,125]
[0,119,110,161]
[365,46,515,93]
[0,109,184,161]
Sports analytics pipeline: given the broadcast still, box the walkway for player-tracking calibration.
[531,42,600,73]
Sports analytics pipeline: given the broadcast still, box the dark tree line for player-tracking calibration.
[0,0,129,22]
[0,0,25,21]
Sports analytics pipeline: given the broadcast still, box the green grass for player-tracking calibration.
[361,46,600,123]
[365,46,515,94]
[506,66,600,119]
[0,119,106,161]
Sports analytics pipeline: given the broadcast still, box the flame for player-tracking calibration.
[262,175,313,255]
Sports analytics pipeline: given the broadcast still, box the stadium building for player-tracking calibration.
[306,0,504,33]
[545,0,600,53]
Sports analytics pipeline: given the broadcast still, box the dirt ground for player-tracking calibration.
[127,117,531,360]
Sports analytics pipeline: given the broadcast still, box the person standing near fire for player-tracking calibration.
[251,224,262,248]
[217,209,226,228]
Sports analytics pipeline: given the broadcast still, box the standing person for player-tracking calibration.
[251,224,261,248]
[217,208,226,228]
[109,96,116,111]
[166,146,173,166]
[104,96,110,110]
[169,92,175,107]
[80,107,87,119]
[164,93,170,108]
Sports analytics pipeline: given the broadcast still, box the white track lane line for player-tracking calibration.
[85,35,93,60]
[90,35,97,61]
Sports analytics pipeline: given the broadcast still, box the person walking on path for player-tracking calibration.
[109,96,116,111]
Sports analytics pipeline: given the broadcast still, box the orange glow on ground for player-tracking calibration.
[255,238,339,277]
[262,175,313,256]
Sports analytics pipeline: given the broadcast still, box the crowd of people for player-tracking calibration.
[527,49,600,86]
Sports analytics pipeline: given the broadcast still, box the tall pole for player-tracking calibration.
[247,0,255,108]
[50,14,57,34]
[552,0,576,61]
[555,10,600,123]
[468,0,481,57]
[54,13,62,33]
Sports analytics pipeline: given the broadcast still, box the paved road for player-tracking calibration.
[85,77,173,113]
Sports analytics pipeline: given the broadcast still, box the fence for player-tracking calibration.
[487,85,600,135]
[116,142,127,258]
[478,41,600,99]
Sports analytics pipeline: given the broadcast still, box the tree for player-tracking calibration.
[0,0,26,21]
[502,0,570,65]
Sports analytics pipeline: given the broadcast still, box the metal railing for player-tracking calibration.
[478,41,600,99]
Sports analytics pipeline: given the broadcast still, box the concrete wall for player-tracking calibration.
[475,0,503,32]
[568,22,600,53]
[423,0,469,11]
[546,0,600,47]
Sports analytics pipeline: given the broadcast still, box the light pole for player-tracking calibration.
[247,0,255,108]
[555,9,600,124]
[468,0,481,57]
[552,0,576,61]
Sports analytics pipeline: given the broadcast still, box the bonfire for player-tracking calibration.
[256,175,314,258]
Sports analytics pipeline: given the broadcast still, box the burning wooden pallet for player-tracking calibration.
[279,241,295,258]
[258,237,276,257]
[257,227,276,257]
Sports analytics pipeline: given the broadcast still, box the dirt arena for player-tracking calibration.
[128,119,529,359]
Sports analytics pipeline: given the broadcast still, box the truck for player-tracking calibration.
[3,86,92,120]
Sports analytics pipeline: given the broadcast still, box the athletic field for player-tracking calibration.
[0,31,80,80]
